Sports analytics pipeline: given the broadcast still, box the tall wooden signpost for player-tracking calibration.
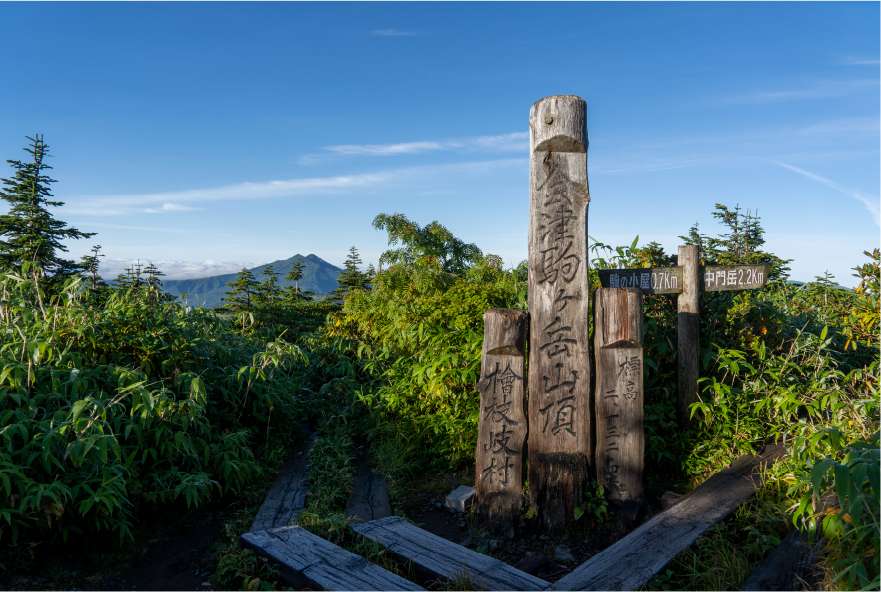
[598,258,769,423]
[475,309,528,527]
[527,95,591,530]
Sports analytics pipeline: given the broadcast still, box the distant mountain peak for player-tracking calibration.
[162,253,342,308]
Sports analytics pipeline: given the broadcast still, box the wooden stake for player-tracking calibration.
[677,244,700,424]
[527,95,590,529]
[594,288,644,506]
[475,309,528,527]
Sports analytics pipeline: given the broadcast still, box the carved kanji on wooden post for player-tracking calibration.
[475,309,528,526]
[594,288,644,506]
[527,95,590,529]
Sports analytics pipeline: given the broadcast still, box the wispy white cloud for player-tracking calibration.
[724,79,878,104]
[370,28,418,37]
[326,141,446,156]
[142,202,201,214]
[774,161,880,225]
[842,56,881,66]
[307,132,528,162]
[100,258,251,280]
[64,159,523,217]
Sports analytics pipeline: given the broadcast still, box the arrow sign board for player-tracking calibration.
[702,265,768,292]
[596,267,683,294]
[597,264,768,294]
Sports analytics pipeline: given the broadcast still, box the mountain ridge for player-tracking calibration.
[161,253,342,308]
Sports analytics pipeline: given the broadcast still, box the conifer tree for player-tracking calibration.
[225,268,259,312]
[144,262,164,290]
[285,261,305,303]
[0,135,94,282]
[80,244,106,291]
[333,246,370,301]
[257,265,282,306]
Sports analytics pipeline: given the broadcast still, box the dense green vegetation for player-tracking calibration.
[1,136,877,590]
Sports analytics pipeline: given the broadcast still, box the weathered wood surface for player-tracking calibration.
[677,244,700,425]
[346,454,391,523]
[352,516,550,591]
[527,94,591,530]
[704,264,769,292]
[250,432,316,532]
[742,530,820,591]
[551,444,785,591]
[597,267,683,294]
[476,309,528,525]
[594,288,644,504]
[241,525,422,591]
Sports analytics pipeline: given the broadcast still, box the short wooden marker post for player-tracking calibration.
[475,309,528,526]
[594,288,644,506]
[677,244,700,425]
[527,95,591,529]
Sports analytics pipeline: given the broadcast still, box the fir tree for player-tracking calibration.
[333,246,370,301]
[285,261,305,302]
[256,265,282,306]
[225,268,259,312]
[115,262,144,291]
[144,262,164,290]
[0,135,94,282]
[80,244,106,291]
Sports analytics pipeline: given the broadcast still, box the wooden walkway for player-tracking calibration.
[250,433,316,532]
[552,444,784,591]
[244,437,786,591]
[352,516,550,591]
[242,526,423,591]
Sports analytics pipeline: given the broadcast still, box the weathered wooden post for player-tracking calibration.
[527,95,590,529]
[677,244,700,424]
[475,309,528,526]
[594,288,644,508]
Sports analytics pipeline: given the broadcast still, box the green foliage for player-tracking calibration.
[372,212,482,274]
[0,269,307,544]
[328,220,524,470]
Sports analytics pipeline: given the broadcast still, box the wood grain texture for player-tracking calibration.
[476,309,528,526]
[742,530,820,591]
[594,288,644,504]
[352,516,550,591]
[527,95,591,530]
[551,444,785,591]
[241,525,422,591]
[250,433,316,532]
[677,244,700,425]
[346,455,391,523]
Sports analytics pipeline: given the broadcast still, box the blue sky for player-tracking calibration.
[1,2,878,284]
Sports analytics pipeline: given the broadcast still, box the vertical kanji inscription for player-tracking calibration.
[475,309,528,528]
[594,287,644,506]
[527,95,590,530]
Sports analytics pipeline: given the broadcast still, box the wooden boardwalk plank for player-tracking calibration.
[552,444,785,591]
[250,433,316,532]
[241,525,423,591]
[352,516,550,591]
[345,455,392,523]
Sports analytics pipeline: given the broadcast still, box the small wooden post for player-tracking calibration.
[527,95,591,529]
[594,288,644,506]
[677,244,700,424]
[475,309,528,526]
